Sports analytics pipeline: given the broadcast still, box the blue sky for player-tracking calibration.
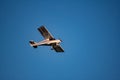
[0,0,120,80]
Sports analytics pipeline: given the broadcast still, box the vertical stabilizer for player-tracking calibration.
[29,40,37,48]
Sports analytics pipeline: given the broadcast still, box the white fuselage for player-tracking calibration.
[32,39,61,47]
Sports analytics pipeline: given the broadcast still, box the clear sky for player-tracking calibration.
[0,0,120,80]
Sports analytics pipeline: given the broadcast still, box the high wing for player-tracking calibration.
[38,26,55,40]
[52,45,64,52]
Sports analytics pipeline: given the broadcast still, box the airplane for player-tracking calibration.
[29,25,64,52]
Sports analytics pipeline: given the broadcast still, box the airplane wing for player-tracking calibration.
[38,26,55,40]
[52,45,64,52]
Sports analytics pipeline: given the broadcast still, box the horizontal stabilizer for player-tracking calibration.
[29,40,37,48]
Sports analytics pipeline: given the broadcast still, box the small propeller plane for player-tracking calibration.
[29,25,64,52]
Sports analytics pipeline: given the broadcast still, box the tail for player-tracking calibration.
[29,40,38,48]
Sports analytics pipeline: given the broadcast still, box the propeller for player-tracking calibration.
[58,38,63,42]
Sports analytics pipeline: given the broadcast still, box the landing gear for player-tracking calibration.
[56,43,59,45]
[51,47,54,50]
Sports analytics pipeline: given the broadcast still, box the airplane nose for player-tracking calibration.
[60,39,62,42]
[58,38,62,42]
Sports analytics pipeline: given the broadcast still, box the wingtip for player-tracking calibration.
[40,25,46,28]
[37,25,46,30]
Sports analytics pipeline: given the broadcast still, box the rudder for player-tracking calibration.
[29,40,38,48]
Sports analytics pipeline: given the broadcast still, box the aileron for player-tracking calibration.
[52,45,64,52]
[38,26,55,40]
